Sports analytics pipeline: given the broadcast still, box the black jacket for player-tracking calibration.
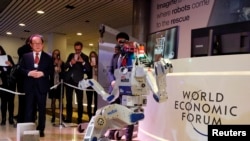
[64,52,91,83]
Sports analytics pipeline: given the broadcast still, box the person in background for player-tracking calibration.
[107,44,122,105]
[107,32,130,103]
[86,51,98,121]
[48,49,65,123]
[0,45,16,126]
[15,37,32,124]
[64,41,91,124]
[20,34,54,137]
[107,32,134,141]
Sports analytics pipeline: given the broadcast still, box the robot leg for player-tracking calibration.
[108,129,125,140]
[102,104,144,140]
[78,108,103,133]
[83,115,110,141]
[83,104,144,141]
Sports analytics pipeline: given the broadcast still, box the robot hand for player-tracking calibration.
[78,79,91,89]
[146,58,173,103]
[154,58,173,75]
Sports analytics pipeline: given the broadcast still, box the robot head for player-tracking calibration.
[118,41,137,56]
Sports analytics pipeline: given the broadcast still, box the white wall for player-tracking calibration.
[0,35,97,62]
[150,0,215,58]
[0,36,25,63]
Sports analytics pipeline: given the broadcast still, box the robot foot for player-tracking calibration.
[130,113,144,123]
[108,129,124,140]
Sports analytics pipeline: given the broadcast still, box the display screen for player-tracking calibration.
[146,26,179,63]
[191,21,250,57]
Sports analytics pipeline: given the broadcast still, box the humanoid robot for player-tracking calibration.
[78,41,173,141]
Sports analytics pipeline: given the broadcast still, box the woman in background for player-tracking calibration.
[0,45,16,125]
[48,49,65,123]
[86,51,98,121]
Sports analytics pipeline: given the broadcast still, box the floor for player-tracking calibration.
[0,109,84,141]
[0,108,139,141]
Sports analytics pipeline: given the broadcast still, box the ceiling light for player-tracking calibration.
[37,10,45,14]
[76,32,82,36]
[19,23,26,26]
[89,43,94,46]
[6,32,12,35]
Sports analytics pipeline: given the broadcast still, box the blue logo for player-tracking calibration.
[107,109,117,115]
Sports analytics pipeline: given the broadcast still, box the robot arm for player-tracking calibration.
[78,79,115,102]
[146,58,173,103]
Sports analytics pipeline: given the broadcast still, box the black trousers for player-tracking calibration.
[125,124,134,141]
[0,82,16,120]
[65,81,83,122]
[86,87,97,121]
[16,79,26,123]
[24,87,47,131]
[1,91,15,120]
[109,124,134,141]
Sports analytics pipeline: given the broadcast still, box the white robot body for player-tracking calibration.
[113,63,149,108]
[78,42,173,141]
[121,95,147,108]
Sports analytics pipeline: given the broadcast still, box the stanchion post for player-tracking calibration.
[59,79,64,127]
[53,79,64,128]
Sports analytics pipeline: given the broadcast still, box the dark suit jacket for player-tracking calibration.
[64,52,91,83]
[20,51,54,94]
[17,44,32,62]
[16,44,32,85]
[107,53,120,84]
[0,55,16,88]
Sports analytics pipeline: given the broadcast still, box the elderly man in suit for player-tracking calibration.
[20,34,54,137]
[64,41,91,124]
